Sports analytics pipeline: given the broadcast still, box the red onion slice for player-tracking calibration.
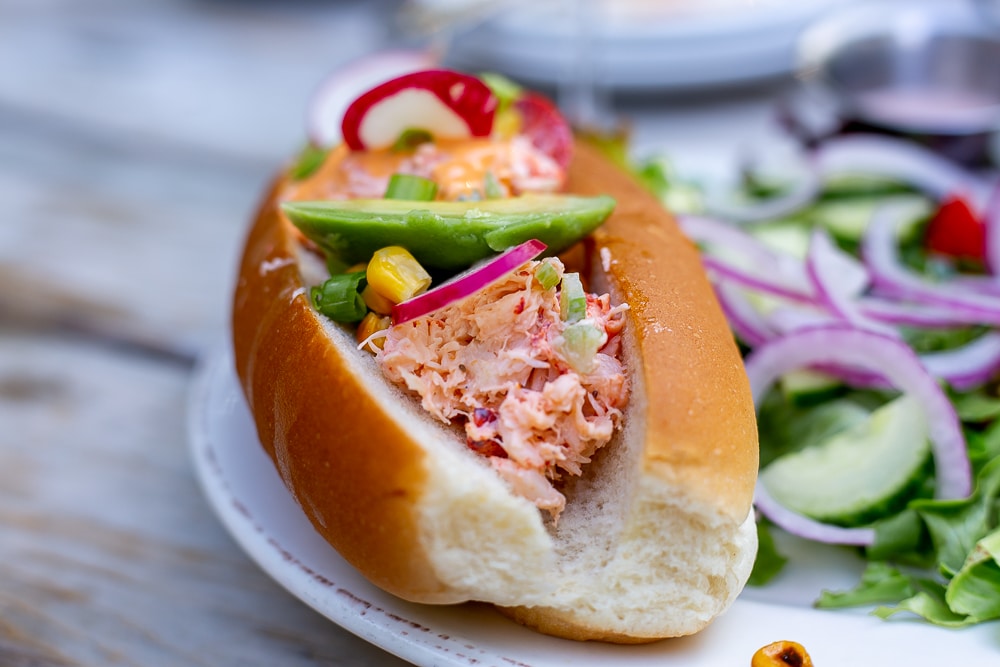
[862,200,1000,325]
[815,135,992,208]
[984,180,1000,276]
[705,155,822,223]
[921,332,1000,391]
[307,50,439,147]
[392,239,546,325]
[859,297,1000,328]
[746,326,972,544]
[805,227,898,337]
[714,281,778,347]
[678,214,813,302]
[754,484,876,546]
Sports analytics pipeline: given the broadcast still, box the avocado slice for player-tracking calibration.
[281,193,616,269]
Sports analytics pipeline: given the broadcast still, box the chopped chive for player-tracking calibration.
[310,271,368,322]
[384,173,439,201]
[479,72,522,112]
[289,143,328,181]
[392,128,433,153]
[559,272,587,323]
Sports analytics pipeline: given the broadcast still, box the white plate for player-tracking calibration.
[188,345,999,666]
[441,0,857,91]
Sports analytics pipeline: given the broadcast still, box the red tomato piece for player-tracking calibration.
[924,195,986,263]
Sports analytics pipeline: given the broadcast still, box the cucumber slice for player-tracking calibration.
[810,194,931,243]
[750,221,811,259]
[780,369,843,406]
[760,394,931,526]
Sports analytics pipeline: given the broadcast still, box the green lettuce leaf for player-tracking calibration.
[816,562,915,609]
[747,520,788,586]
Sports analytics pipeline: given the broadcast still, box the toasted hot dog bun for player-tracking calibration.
[232,140,759,642]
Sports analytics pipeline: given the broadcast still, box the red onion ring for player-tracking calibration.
[921,332,1000,391]
[805,227,897,337]
[678,215,813,303]
[705,155,822,224]
[754,484,876,546]
[862,200,1000,325]
[746,325,972,499]
[983,179,1000,276]
[815,135,992,208]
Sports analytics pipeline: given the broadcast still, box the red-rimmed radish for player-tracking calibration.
[392,239,546,325]
[307,50,439,147]
[341,69,497,151]
[514,93,573,171]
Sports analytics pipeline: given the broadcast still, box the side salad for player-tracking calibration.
[636,135,1000,628]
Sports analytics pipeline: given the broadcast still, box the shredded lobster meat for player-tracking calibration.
[376,259,629,519]
[289,136,564,202]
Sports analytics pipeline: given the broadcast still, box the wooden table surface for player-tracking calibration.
[0,1,783,664]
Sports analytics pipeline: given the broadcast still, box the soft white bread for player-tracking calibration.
[232,141,759,642]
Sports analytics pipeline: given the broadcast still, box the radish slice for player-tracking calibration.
[392,239,546,324]
[745,325,972,503]
[514,93,573,170]
[308,50,439,147]
[341,69,497,151]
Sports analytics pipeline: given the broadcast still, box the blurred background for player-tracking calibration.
[3,0,1000,664]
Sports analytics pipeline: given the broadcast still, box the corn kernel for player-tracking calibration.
[362,284,394,315]
[367,246,431,304]
[751,641,813,667]
[345,262,368,274]
[356,312,391,353]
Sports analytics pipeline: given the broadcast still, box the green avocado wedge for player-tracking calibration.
[281,193,616,269]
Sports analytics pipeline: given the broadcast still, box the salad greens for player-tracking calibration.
[630,146,1000,629]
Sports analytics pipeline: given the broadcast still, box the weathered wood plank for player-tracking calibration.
[0,329,409,666]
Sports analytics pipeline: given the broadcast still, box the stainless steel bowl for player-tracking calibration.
[795,1,1000,161]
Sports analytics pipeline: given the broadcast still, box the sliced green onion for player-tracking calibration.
[310,271,367,322]
[384,173,438,201]
[479,72,522,112]
[392,128,433,153]
[560,322,604,374]
[534,259,560,290]
[289,143,328,181]
[483,170,505,199]
[559,272,587,323]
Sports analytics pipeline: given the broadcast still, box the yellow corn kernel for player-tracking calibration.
[362,284,394,315]
[751,641,814,667]
[345,262,368,274]
[366,246,431,304]
[355,312,391,352]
